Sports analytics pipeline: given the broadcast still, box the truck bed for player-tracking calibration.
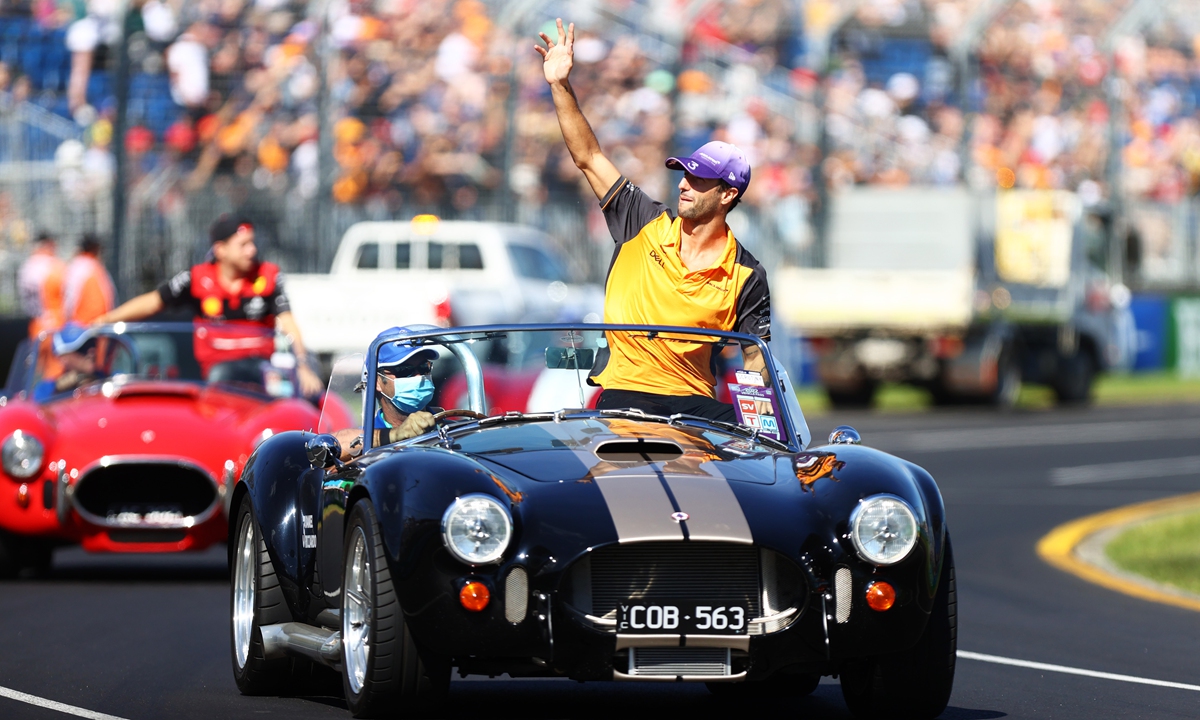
[774,267,975,333]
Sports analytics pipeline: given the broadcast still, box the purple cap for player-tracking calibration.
[665,141,751,197]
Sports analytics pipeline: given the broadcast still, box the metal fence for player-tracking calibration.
[1,0,816,309]
[117,161,801,295]
[1125,200,1200,291]
[0,102,111,312]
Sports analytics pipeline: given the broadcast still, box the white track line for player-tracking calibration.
[0,685,129,720]
[1050,454,1200,485]
[958,651,1200,692]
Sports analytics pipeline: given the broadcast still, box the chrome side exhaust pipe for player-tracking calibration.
[260,622,342,668]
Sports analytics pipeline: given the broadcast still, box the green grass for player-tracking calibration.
[1105,510,1200,596]
[1092,371,1200,405]
[795,371,1200,415]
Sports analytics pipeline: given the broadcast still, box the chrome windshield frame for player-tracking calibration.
[25,321,295,400]
[360,323,807,454]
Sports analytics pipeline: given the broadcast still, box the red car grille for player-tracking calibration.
[73,462,219,529]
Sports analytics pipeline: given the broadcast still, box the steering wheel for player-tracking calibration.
[432,409,486,422]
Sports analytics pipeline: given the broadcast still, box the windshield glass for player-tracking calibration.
[356,326,794,449]
[29,322,301,401]
[318,353,365,435]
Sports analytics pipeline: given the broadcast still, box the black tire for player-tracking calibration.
[931,344,1020,409]
[707,671,821,698]
[827,381,877,410]
[0,531,17,579]
[21,540,53,577]
[230,493,300,695]
[1053,350,1094,406]
[840,536,957,719]
[341,500,448,718]
[989,345,1021,409]
[0,531,54,579]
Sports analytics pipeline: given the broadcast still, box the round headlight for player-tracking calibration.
[2,430,44,479]
[849,495,918,566]
[441,494,512,565]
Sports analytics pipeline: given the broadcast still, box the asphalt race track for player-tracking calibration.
[3,404,1200,719]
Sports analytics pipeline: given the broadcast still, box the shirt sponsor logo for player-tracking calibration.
[169,271,191,295]
[648,248,666,269]
[201,296,223,317]
[245,296,266,319]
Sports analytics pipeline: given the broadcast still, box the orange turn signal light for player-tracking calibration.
[15,483,29,509]
[865,581,896,612]
[459,581,490,612]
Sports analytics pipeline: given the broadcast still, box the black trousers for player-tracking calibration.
[595,389,737,423]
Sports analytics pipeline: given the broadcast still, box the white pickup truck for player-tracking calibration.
[285,217,604,357]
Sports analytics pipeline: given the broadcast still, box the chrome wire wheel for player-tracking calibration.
[232,514,256,669]
[343,526,372,695]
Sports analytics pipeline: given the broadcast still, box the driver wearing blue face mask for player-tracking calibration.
[335,326,442,460]
[374,350,439,435]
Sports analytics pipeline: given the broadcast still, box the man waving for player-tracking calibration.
[97,215,324,396]
[536,19,771,422]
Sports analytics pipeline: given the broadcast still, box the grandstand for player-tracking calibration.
[1,0,1200,304]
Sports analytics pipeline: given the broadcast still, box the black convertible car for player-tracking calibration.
[229,324,954,718]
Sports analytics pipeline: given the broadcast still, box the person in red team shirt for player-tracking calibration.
[97,215,324,396]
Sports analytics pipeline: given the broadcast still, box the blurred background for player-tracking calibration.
[3,0,1200,408]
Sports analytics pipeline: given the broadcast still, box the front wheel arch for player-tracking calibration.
[839,534,956,719]
[344,485,373,538]
[227,482,252,568]
[340,499,448,717]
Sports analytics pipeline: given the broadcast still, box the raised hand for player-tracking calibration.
[535,18,574,85]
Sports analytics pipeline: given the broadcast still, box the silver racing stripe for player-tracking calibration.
[594,475,683,542]
[594,473,753,544]
[537,420,754,544]
[664,476,753,543]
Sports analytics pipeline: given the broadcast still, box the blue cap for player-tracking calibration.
[375,325,439,369]
[52,323,95,356]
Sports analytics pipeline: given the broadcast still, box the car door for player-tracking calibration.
[317,466,357,601]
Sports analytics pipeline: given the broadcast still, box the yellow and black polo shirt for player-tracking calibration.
[589,176,771,398]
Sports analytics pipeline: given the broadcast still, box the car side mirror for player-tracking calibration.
[545,346,594,370]
[306,433,343,469]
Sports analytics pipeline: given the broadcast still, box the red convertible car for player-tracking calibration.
[0,322,349,577]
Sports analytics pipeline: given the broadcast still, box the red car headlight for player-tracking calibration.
[2,430,45,479]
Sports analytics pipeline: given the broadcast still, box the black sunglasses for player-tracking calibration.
[382,360,434,378]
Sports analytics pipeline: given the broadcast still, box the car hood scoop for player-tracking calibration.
[453,418,777,485]
[592,439,683,463]
[104,381,203,399]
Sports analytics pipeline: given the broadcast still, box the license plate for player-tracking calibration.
[617,601,748,635]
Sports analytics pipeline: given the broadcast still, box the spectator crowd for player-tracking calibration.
[821,0,1200,211]
[3,0,1200,282]
[0,1,804,210]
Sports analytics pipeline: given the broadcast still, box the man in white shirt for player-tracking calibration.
[167,24,210,108]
